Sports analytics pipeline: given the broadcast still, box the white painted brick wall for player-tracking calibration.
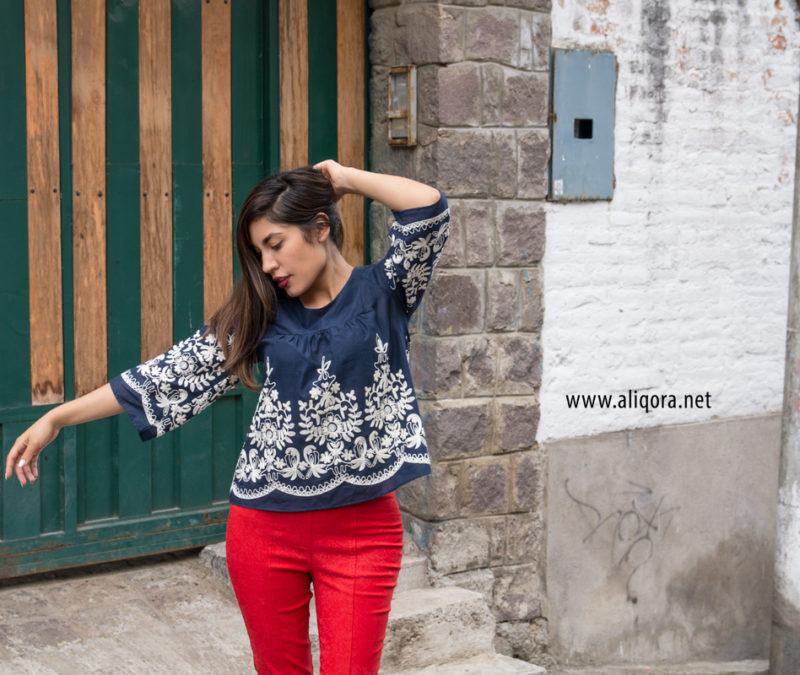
[540,0,800,440]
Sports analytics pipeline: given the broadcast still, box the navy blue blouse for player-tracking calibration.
[110,193,450,511]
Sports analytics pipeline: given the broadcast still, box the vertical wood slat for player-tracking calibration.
[336,0,365,266]
[202,0,232,320]
[139,0,172,360]
[72,1,107,396]
[279,0,308,170]
[25,0,64,404]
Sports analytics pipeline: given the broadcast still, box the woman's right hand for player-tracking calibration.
[4,414,61,486]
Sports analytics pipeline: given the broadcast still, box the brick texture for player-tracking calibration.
[369,0,549,660]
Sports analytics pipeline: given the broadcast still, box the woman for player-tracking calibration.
[5,160,449,674]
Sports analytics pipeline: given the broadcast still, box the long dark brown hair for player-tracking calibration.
[207,166,344,390]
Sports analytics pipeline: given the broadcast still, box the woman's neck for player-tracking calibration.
[300,247,354,309]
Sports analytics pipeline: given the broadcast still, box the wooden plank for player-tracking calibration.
[279,0,308,170]
[25,0,64,404]
[72,1,107,397]
[139,0,173,360]
[202,0,233,320]
[336,0,365,266]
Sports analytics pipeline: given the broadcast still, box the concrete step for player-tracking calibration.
[305,586,496,672]
[381,652,547,674]
[549,661,768,675]
[379,586,497,671]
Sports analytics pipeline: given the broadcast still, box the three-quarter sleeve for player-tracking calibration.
[382,191,450,316]
[110,327,238,442]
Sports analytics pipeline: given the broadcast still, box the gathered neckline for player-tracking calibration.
[293,265,360,314]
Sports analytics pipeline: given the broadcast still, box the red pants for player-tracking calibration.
[225,492,404,675]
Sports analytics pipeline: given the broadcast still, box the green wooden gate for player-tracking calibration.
[0,0,366,578]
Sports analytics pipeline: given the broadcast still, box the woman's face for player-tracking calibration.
[249,217,329,306]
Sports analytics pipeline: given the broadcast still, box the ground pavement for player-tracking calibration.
[0,550,254,674]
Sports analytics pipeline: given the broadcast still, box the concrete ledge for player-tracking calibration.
[382,652,548,674]
[549,660,768,675]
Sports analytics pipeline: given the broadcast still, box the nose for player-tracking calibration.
[261,252,278,275]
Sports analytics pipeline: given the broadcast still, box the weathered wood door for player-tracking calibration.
[0,0,365,577]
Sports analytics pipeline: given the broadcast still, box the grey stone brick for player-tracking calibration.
[461,335,497,396]
[421,129,492,197]
[502,72,548,126]
[519,8,552,70]
[396,5,464,65]
[463,199,495,267]
[421,399,493,461]
[495,619,553,667]
[487,268,519,332]
[465,8,519,66]
[496,399,539,451]
[437,199,465,267]
[518,129,550,198]
[409,336,462,399]
[368,200,392,263]
[422,270,485,335]
[416,64,440,128]
[460,455,511,515]
[506,0,551,10]
[496,201,545,265]
[519,267,543,331]
[490,131,518,198]
[505,512,540,565]
[368,9,397,66]
[369,0,402,8]
[496,334,541,394]
[488,515,507,565]
[510,449,542,512]
[396,460,462,520]
[404,514,491,574]
[438,63,482,126]
[492,564,543,621]
[481,63,504,128]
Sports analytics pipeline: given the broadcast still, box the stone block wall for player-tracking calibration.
[367,0,552,662]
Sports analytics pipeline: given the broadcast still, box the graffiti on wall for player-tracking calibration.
[565,478,680,604]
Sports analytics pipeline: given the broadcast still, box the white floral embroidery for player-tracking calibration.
[298,357,363,452]
[384,207,450,313]
[230,334,430,500]
[234,358,296,485]
[121,329,237,437]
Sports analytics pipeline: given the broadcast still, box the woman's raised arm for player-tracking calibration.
[313,160,440,211]
[4,383,123,486]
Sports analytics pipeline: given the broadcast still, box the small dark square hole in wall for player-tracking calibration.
[574,118,593,139]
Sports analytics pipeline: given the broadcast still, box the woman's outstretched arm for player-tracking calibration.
[313,160,441,211]
[4,384,123,486]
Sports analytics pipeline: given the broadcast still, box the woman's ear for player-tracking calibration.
[314,213,331,243]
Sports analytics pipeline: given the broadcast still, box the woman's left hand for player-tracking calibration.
[313,159,352,201]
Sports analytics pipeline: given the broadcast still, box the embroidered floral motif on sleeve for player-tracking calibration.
[120,328,238,437]
[383,206,450,313]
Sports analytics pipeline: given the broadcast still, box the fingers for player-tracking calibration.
[5,433,38,487]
